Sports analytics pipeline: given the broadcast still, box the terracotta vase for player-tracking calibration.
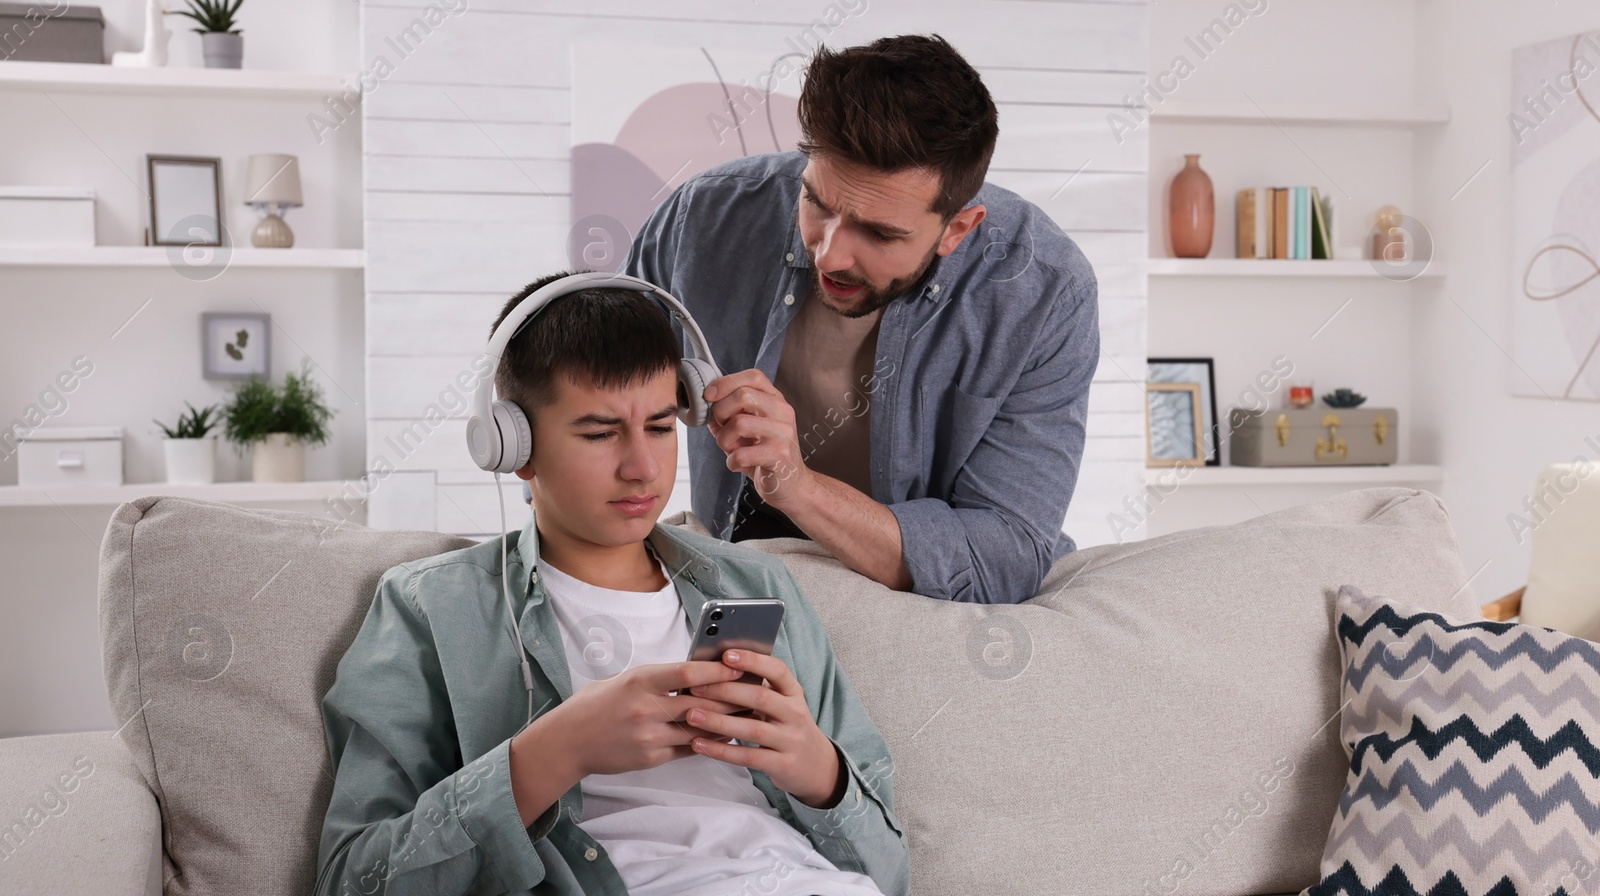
[1169,154,1215,258]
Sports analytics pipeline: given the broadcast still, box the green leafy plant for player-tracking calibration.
[221,359,335,456]
[154,401,221,439]
[173,0,244,34]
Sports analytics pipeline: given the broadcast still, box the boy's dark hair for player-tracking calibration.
[796,33,998,221]
[490,269,682,420]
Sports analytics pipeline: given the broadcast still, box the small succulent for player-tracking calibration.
[1322,388,1368,408]
[173,0,244,34]
[155,401,221,439]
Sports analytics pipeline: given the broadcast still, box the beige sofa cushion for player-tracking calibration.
[1518,462,1600,639]
[99,488,1479,896]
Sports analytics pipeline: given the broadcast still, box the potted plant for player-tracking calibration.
[154,401,221,484]
[222,360,335,483]
[174,0,244,69]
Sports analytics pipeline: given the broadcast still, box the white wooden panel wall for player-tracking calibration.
[361,0,1148,546]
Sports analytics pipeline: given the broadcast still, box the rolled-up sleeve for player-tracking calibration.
[769,568,910,895]
[315,567,555,896]
[889,267,1100,604]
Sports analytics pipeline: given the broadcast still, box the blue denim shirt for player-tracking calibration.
[531,151,1100,604]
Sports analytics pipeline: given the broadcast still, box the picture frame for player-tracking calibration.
[1148,357,1221,465]
[148,155,223,247]
[1145,381,1206,467]
[201,312,270,381]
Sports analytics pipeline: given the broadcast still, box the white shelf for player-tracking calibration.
[1147,258,1445,279]
[0,60,353,99]
[1150,102,1451,128]
[0,246,364,269]
[0,480,365,508]
[1143,464,1444,488]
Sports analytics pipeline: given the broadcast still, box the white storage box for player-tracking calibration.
[0,187,97,248]
[16,426,124,487]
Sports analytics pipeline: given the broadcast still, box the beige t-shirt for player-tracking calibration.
[731,291,883,541]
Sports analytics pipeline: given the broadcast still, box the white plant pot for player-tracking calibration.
[163,437,217,484]
[251,433,306,483]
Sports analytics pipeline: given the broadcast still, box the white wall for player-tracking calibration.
[358,0,1150,546]
[0,0,361,736]
[1413,0,1600,601]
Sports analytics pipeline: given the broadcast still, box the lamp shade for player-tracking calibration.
[243,154,303,207]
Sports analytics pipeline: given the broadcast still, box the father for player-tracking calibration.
[562,34,1099,603]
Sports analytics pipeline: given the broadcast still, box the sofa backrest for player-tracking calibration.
[99,488,1480,896]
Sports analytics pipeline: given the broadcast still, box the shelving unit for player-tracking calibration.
[1143,464,1444,488]
[1149,102,1451,129]
[0,59,352,99]
[0,246,365,269]
[0,480,364,508]
[1147,258,1445,279]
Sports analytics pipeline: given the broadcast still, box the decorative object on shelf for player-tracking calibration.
[1287,380,1315,409]
[1148,358,1220,465]
[0,3,104,63]
[1237,186,1332,260]
[14,425,125,487]
[155,401,221,484]
[111,0,172,68]
[148,155,222,247]
[201,312,270,380]
[0,187,96,247]
[221,360,334,483]
[1226,406,1398,467]
[175,0,244,69]
[243,154,302,248]
[1321,388,1367,408]
[1368,205,1406,262]
[1145,382,1206,468]
[1168,154,1214,258]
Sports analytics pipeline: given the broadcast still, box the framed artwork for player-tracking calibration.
[1148,357,1220,465]
[1145,382,1205,468]
[148,155,223,247]
[201,312,270,380]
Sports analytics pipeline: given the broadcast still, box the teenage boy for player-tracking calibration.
[315,271,909,896]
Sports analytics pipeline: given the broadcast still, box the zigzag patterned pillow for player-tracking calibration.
[1307,585,1600,896]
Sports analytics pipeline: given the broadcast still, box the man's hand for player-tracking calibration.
[705,370,814,512]
[685,649,847,809]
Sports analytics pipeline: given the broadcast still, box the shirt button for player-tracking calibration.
[930,284,941,294]
[584,847,599,861]
[783,294,795,305]
[785,252,794,262]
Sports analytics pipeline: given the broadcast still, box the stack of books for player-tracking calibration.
[1236,187,1332,259]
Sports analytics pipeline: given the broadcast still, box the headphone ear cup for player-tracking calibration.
[676,358,717,428]
[490,399,532,474]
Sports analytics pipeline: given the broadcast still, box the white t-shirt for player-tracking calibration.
[538,548,883,896]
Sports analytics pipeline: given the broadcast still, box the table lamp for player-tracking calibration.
[244,154,303,248]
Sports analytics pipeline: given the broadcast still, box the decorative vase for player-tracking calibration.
[1168,154,1215,258]
[110,0,171,67]
[201,32,243,69]
[251,433,305,482]
[163,437,217,484]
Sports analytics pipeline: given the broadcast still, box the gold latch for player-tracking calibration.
[1316,413,1347,461]
[1275,414,1290,447]
[1373,413,1389,446]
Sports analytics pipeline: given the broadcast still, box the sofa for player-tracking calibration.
[0,487,1489,896]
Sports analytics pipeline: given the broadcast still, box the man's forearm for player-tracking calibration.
[776,471,914,592]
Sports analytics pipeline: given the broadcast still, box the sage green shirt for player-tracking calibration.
[314,512,909,896]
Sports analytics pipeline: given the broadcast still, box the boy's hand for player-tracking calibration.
[685,649,848,809]
[541,661,747,778]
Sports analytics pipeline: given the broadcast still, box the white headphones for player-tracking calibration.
[466,271,724,475]
[465,271,724,725]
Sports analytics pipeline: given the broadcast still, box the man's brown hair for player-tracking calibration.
[796,33,999,221]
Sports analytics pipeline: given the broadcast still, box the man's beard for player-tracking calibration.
[807,238,942,319]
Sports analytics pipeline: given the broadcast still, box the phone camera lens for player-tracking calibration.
[706,624,719,636]
[709,609,723,621]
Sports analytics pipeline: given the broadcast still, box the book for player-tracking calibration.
[1272,187,1290,259]
[1310,187,1332,260]
[1236,188,1270,259]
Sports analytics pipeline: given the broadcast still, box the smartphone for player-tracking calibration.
[679,598,785,700]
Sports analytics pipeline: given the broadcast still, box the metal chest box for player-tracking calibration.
[16,425,124,487]
[0,3,105,63]
[1227,407,1398,467]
